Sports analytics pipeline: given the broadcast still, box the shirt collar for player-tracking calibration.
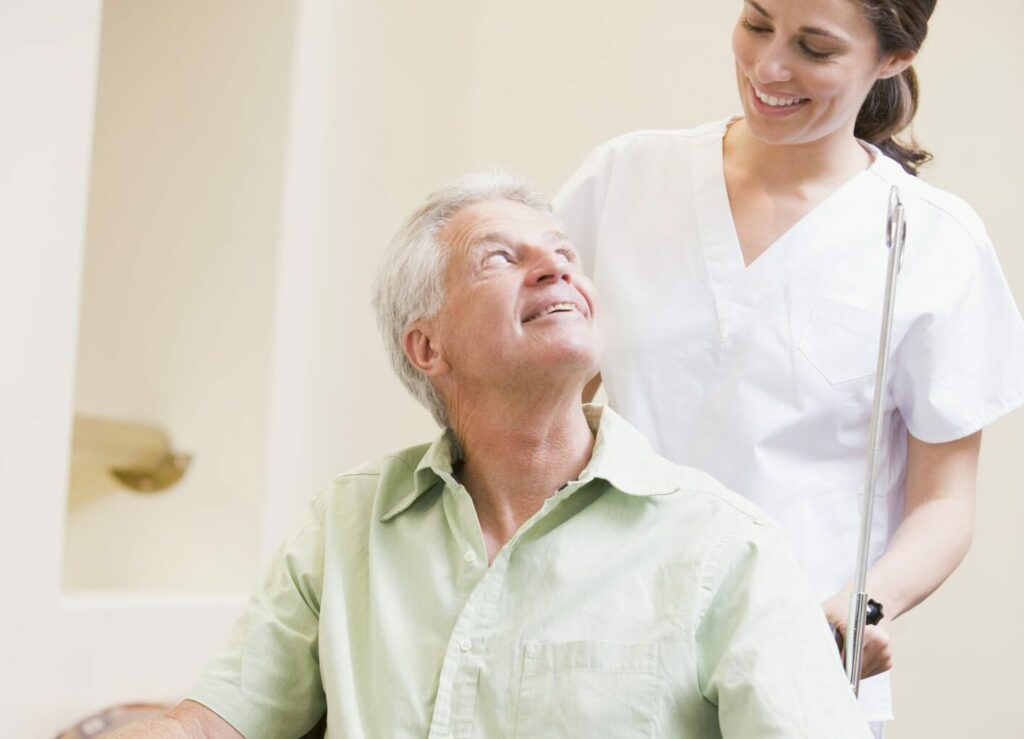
[380,405,679,522]
[576,405,682,497]
[379,428,463,522]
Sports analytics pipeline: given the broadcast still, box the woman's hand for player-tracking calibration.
[819,430,981,682]
[822,590,894,679]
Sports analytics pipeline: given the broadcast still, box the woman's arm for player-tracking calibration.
[863,429,981,617]
[823,429,981,677]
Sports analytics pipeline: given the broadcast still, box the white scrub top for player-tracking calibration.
[554,118,1024,720]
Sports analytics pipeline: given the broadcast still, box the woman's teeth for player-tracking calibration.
[754,88,806,107]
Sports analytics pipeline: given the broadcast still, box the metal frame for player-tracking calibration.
[845,185,907,693]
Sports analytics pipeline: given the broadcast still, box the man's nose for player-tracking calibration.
[527,250,573,286]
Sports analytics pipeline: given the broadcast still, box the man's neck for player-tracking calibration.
[449,390,596,563]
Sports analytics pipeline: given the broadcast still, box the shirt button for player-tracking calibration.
[459,638,472,652]
[463,551,477,563]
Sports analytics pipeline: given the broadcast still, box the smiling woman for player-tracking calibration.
[554,0,1024,736]
[734,0,935,174]
[731,0,922,172]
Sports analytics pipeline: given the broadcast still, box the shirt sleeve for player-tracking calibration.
[891,228,1024,443]
[696,521,872,739]
[552,140,615,279]
[187,495,327,739]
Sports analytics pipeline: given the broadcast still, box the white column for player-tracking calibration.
[260,0,341,557]
[0,0,103,733]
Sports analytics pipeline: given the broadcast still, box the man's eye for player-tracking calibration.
[486,250,514,265]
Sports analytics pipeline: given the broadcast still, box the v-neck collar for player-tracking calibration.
[694,117,886,332]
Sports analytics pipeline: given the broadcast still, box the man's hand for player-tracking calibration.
[822,591,893,680]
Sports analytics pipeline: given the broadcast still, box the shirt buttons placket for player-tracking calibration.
[430,537,520,739]
[523,642,539,672]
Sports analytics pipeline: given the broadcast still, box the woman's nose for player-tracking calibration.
[753,43,792,85]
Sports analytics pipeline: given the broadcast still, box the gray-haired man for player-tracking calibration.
[112,175,871,738]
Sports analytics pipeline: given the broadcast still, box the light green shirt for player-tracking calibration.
[190,406,870,739]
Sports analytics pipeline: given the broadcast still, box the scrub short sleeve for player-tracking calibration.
[188,495,327,739]
[892,232,1024,443]
[553,142,615,279]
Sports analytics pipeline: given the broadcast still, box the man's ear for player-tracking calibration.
[878,49,916,80]
[403,321,449,377]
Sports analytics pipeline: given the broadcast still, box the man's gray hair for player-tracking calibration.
[372,172,553,427]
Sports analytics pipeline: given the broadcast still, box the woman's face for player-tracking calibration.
[732,0,910,147]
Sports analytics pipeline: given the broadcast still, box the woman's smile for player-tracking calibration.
[748,81,810,117]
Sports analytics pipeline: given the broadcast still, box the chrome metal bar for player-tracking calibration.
[845,186,906,693]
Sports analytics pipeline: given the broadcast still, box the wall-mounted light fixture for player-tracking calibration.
[71,415,192,493]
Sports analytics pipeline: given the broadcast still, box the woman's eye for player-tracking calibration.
[800,42,835,60]
[741,19,771,34]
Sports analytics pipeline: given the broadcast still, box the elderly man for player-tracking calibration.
[112,175,871,738]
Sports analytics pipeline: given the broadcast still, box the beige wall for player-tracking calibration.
[886,5,1024,735]
[65,0,297,591]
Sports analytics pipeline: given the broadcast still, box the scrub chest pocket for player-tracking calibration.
[513,641,661,739]
[799,297,882,385]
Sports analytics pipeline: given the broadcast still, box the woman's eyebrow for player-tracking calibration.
[801,26,843,40]
[746,0,771,18]
[744,0,844,41]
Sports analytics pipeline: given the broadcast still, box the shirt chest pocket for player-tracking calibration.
[798,297,882,385]
[513,641,661,739]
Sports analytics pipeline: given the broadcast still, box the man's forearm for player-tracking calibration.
[103,716,193,739]
[103,701,242,739]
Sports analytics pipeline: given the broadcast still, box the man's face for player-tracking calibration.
[428,198,603,396]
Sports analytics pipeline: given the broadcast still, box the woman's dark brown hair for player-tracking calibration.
[854,0,937,175]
